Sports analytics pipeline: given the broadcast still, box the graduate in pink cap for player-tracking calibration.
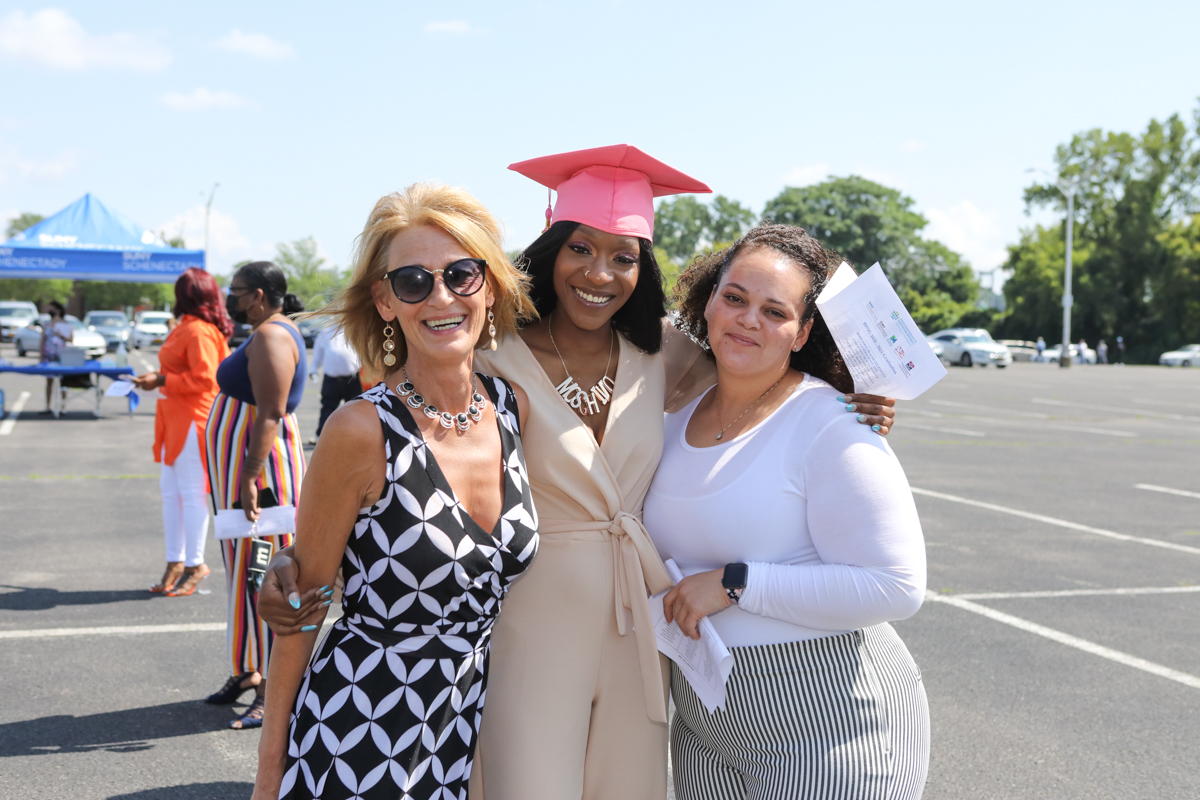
[469,145,898,800]
[257,145,900,800]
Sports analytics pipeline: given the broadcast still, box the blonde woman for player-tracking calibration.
[252,184,539,800]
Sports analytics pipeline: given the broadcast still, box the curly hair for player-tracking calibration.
[671,222,854,393]
[517,221,667,353]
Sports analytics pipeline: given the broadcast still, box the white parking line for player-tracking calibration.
[903,422,986,437]
[1033,397,1200,422]
[0,622,227,640]
[945,586,1200,601]
[0,390,31,435]
[1135,484,1200,500]
[926,591,1200,690]
[930,399,1050,419]
[911,487,1200,555]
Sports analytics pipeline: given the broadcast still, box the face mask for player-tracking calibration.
[226,292,249,325]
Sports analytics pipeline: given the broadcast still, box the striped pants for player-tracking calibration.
[670,624,929,800]
[205,393,305,676]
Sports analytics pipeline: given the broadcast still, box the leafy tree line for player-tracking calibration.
[654,179,983,333]
[993,102,1200,363]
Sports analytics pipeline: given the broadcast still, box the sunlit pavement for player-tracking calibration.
[2,352,1197,798]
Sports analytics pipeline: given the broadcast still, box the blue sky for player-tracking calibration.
[1,1,1198,287]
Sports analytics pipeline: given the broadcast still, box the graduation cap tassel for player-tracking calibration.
[544,189,553,232]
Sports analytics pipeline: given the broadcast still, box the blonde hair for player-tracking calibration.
[311,183,537,382]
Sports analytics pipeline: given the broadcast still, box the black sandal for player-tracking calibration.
[230,694,265,729]
[205,671,258,705]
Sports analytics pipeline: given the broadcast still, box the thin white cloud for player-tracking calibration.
[782,163,830,186]
[216,29,295,60]
[0,142,78,188]
[0,9,169,71]
[160,88,253,112]
[156,205,263,274]
[924,200,1008,272]
[899,139,926,153]
[425,21,476,34]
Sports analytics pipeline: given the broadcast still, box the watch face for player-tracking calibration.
[722,563,748,589]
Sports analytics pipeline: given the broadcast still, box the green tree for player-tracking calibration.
[0,213,75,305]
[1010,102,1200,360]
[763,176,927,269]
[276,237,344,310]
[708,196,756,244]
[763,176,980,332]
[654,197,711,265]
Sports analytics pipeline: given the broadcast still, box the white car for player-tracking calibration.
[928,328,1013,368]
[14,314,108,359]
[1159,344,1200,367]
[1042,343,1098,364]
[131,311,173,348]
[0,300,39,342]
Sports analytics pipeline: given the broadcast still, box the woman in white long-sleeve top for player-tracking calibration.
[643,223,929,800]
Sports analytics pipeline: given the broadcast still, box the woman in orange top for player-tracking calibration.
[133,268,233,596]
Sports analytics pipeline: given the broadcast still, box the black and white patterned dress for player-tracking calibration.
[279,377,538,800]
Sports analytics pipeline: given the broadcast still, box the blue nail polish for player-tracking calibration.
[857,414,866,423]
[289,597,301,609]
[322,599,332,606]
[845,403,855,411]
[835,396,846,403]
[323,588,335,596]
[301,625,318,632]
[872,424,881,432]
[318,585,330,593]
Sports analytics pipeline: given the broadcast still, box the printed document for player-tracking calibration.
[651,559,735,713]
[214,505,298,540]
[816,262,947,400]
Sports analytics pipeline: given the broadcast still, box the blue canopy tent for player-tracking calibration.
[0,194,204,283]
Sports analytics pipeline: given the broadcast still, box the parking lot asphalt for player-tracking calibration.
[1,347,1197,799]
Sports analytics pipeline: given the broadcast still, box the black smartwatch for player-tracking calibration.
[721,563,748,604]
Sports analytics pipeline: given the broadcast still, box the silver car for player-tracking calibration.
[928,328,1013,368]
[1159,344,1200,367]
[82,310,131,351]
[130,311,173,348]
[0,300,39,342]
[14,315,108,359]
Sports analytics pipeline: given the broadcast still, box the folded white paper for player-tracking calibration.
[214,505,298,540]
[816,262,947,400]
[651,559,735,714]
[104,379,135,397]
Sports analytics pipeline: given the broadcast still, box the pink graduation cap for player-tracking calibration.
[508,144,711,241]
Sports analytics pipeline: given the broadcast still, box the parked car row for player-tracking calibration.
[13,314,108,359]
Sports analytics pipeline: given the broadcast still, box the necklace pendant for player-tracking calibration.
[715,431,723,440]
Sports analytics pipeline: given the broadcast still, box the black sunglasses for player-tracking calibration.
[385,258,487,304]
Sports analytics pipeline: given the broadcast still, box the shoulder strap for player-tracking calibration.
[477,372,521,437]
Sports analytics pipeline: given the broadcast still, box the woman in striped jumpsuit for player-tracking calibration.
[204,261,307,729]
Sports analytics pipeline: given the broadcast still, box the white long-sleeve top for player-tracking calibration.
[309,326,360,378]
[643,375,926,648]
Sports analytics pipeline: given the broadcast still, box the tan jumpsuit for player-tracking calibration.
[471,330,711,800]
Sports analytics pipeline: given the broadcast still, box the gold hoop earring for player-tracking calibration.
[382,323,396,366]
[488,309,498,351]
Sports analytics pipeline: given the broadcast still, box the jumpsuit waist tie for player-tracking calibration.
[539,511,673,723]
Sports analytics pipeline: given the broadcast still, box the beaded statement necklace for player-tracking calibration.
[547,311,616,416]
[394,365,487,432]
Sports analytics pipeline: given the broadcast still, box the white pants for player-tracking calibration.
[160,423,210,567]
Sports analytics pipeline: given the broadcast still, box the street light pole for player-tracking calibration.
[1060,186,1074,369]
[203,183,219,271]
